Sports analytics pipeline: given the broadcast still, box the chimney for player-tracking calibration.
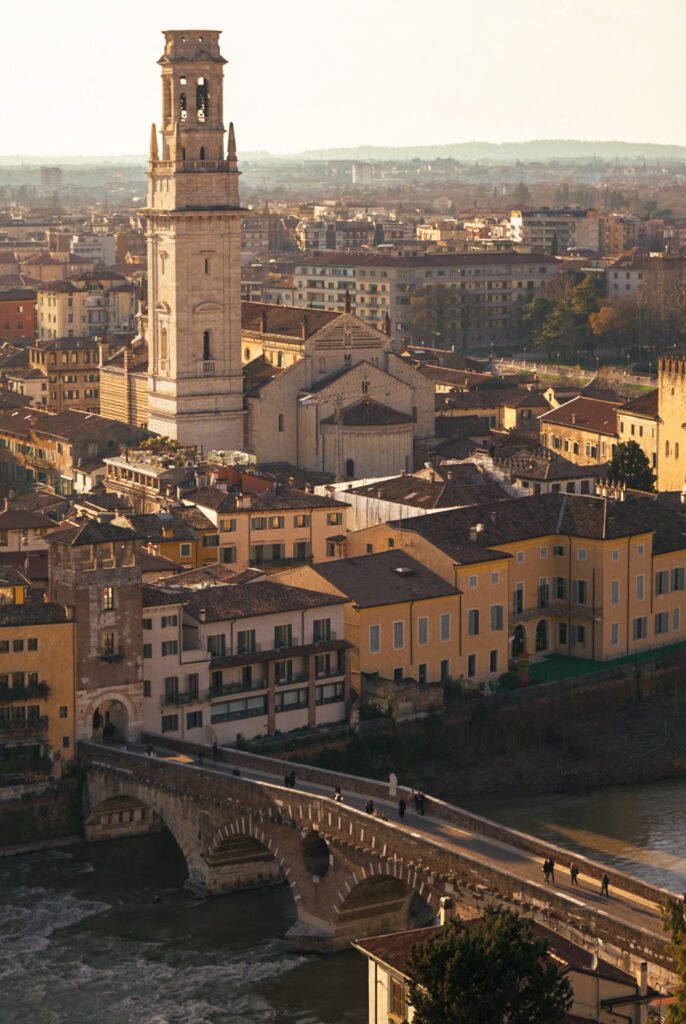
[438,896,454,926]
[301,314,309,340]
[198,608,206,623]
[260,309,268,334]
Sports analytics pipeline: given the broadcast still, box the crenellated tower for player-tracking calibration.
[145,30,244,449]
[657,354,686,492]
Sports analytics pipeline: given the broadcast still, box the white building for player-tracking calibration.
[142,577,349,744]
[70,234,116,267]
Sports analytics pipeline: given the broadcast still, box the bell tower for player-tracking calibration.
[146,30,244,450]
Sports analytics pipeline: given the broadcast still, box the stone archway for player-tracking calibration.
[332,871,434,947]
[535,618,549,653]
[92,698,129,742]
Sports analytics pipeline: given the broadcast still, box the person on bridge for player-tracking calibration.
[289,770,296,788]
[600,873,610,898]
[548,856,556,883]
[398,798,406,820]
[365,799,375,815]
[570,862,580,886]
[333,786,343,802]
[543,858,552,884]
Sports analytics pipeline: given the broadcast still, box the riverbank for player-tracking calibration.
[0,774,82,850]
[267,663,686,801]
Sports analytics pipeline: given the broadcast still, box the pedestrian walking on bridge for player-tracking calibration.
[570,862,579,886]
[398,798,406,820]
[600,873,610,898]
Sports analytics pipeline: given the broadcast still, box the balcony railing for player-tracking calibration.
[0,716,49,738]
[510,598,602,623]
[0,682,49,704]
[160,691,199,708]
[313,630,337,644]
[201,361,215,375]
[207,678,267,699]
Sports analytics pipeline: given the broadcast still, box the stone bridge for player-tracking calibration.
[80,741,678,989]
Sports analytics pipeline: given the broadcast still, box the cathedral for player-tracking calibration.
[100,30,434,477]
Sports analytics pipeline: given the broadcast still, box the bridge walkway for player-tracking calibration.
[123,741,667,939]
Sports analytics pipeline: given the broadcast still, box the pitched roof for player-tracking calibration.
[179,579,346,621]
[112,512,197,543]
[538,396,618,436]
[241,302,339,339]
[306,551,460,606]
[0,591,70,627]
[0,508,56,530]
[620,388,658,418]
[186,487,347,513]
[47,521,137,547]
[348,467,508,509]
[321,397,413,428]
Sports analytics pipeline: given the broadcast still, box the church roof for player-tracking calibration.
[241,302,339,339]
[321,397,413,427]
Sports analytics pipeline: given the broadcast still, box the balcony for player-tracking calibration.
[161,691,199,708]
[511,598,602,623]
[0,716,49,739]
[201,361,215,375]
[313,630,337,644]
[100,646,125,663]
[0,682,50,704]
[207,678,267,699]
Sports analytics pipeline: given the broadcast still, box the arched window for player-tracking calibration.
[199,146,206,161]
[345,458,355,478]
[512,625,525,657]
[179,92,187,121]
[202,331,211,361]
[160,326,168,361]
[278,414,285,432]
[535,619,548,653]
[204,258,210,274]
[163,79,172,124]
[244,348,251,362]
[277,352,285,368]
[666,440,671,457]
[361,380,369,394]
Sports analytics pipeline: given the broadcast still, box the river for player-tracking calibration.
[4,776,686,1024]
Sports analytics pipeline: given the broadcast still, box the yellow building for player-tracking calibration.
[277,551,462,704]
[539,396,618,466]
[183,487,349,571]
[0,567,75,775]
[36,271,135,341]
[111,511,219,571]
[343,490,686,680]
[616,388,658,471]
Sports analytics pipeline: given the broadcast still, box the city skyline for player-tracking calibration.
[5,0,686,157]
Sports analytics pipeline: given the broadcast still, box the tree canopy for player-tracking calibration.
[406,906,573,1024]
[522,272,603,359]
[609,440,656,492]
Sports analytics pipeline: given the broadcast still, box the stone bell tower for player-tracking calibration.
[145,30,244,450]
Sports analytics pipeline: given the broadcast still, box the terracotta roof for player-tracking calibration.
[186,487,347,513]
[321,397,413,428]
[154,563,262,588]
[0,508,55,530]
[0,591,70,627]
[438,388,523,412]
[112,513,198,543]
[173,506,217,532]
[0,550,49,583]
[241,302,339,339]
[47,521,137,547]
[620,388,658,418]
[395,491,686,563]
[306,551,460,606]
[349,467,508,509]
[538,396,618,436]
[179,579,346,621]
[140,551,182,574]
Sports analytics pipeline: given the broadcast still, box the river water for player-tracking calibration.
[4,777,686,1024]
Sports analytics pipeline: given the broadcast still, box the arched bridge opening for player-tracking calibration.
[333,872,435,948]
[205,829,284,894]
[84,795,161,842]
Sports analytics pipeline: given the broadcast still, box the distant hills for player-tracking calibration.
[3,140,686,165]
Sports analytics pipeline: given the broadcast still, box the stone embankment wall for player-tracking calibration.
[0,777,81,849]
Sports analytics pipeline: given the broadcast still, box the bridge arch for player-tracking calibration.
[331,859,437,946]
[205,820,296,897]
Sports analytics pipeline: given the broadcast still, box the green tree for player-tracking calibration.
[663,897,686,1024]
[406,906,573,1024]
[513,182,531,206]
[408,284,451,345]
[609,441,656,492]
[550,232,559,256]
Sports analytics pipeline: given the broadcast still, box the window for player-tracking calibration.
[490,605,503,631]
[468,609,479,636]
[673,568,685,592]
[655,611,669,636]
[180,543,191,558]
[674,608,681,631]
[102,586,115,611]
[468,575,478,588]
[221,546,237,564]
[186,711,203,729]
[490,571,500,585]
[161,714,178,733]
[211,695,268,723]
[418,617,429,644]
[389,978,406,1021]
[393,621,404,650]
[513,583,524,613]
[278,414,285,432]
[143,680,151,697]
[13,639,23,652]
[59,705,68,718]
[655,571,669,596]
[102,633,116,656]
[553,545,565,556]
[440,659,450,683]
[489,649,498,673]
[558,622,568,644]
[207,634,225,657]
[294,514,310,528]
[611,580,620,606]
[161,614,178,628]
[369,624,380,653]
[572,580,587,604]
[571,624,586,646]
[161,640,178,656]
[164,676,178,702]
[633,616,648,640]
[143,644,152,659]
[274,624,293,649]
[516,551,525,564]
[0,641,7,653]
[540,546,548,559]
[27,638,38,652]
[467,654,477,678]
[538,580,549,608]
[276,688,308,712]
[440,613,451,641]
[220,518,237,533]
[327,512,344,526]
[636,575,645,600]
[316,681,344,705]
[577,548,587,561]
[202,330,211,360]
[237,629,256,655]
[202,534,220,548]
[637,544,645,557]
[142,618,153,631]
[313,618,332,643]
[611,549,620,562]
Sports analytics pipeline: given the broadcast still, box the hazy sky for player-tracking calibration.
[5,0,686,156]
